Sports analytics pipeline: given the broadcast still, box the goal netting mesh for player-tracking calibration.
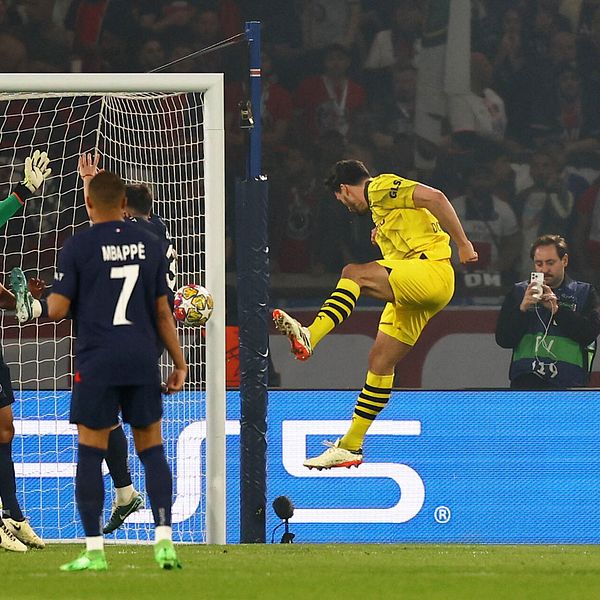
[0,90,210,542]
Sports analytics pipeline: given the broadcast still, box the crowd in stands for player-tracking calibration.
[1,0,599,305]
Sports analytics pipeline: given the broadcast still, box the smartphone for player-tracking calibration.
[530,272,544,299]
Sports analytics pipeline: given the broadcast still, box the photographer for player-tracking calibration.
[495,234,600,389]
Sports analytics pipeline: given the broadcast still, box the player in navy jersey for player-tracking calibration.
[102,182,178,534]
[124,183,177,309]
[39,170,186,571]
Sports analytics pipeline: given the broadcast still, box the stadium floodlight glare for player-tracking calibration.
[0,73,226,544]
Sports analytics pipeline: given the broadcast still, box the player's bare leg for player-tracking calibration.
[273,261,393,360]
[304,318,412,471]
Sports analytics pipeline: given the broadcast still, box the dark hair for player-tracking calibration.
[529,234,569,259]
[323,43,352,61]
[324,159,371,192]
[125,183,153,216]
[88,171,126,207]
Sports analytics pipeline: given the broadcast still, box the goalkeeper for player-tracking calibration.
[273,159,478,470]
[0,150,50,551]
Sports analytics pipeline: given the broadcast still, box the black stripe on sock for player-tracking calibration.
[329,294,355,312]
[333,287,358,304]
[356,401,384,413]
[354,408,377,420]
[364,383,392,395]
[359,391,389,404]
[320,308,341,326]
[323,301,350,319]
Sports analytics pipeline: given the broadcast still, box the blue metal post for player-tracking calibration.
[238,20,269,543]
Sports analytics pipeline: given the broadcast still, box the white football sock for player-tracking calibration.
[116,484,135,505]
[155,526,172,543]
[86,536,104,552]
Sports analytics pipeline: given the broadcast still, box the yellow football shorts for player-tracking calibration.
[377,258,454,346]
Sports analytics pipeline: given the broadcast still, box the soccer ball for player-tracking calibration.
[173,284,213,327]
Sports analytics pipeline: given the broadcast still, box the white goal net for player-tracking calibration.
[0,74,226,544]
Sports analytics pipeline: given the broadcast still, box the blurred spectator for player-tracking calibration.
[166,42,196,73]
[313,129,348,183]
[300,0,362,55]
[0,31,27,71]
[448,52,507,142]
[530,65,600,158]
[363,0,422,71]
[134,0,196,39]
[312,140,382,273]
[294,44,366,142]
[577,6,600,95]
[188,6,233,74]
[512,138,591,198]
[260,0,304,88]
[513,147,575,277]
[269,145,322,274]
[365,65,417,173]
[525,0,573,58]
[492,7,534,144]
[575,0,600,33]
[95,30,128,72]
[362,0,422,105]
[450,159,521,303]
[0,0,24,33]
[525,30,578,129]
[66,0,109,71]
[572,176,600,286]
[135,36,166,72]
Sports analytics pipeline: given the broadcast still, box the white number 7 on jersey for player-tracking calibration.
[110,265,139,325]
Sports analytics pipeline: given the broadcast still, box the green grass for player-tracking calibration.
[5,544,600,600]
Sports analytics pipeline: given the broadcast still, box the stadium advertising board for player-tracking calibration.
[13,390,600,543]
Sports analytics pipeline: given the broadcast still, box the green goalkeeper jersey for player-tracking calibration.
[0,190,25,229]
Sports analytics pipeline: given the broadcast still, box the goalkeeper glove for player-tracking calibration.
[21,150,52,193]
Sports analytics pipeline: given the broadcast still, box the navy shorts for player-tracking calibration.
[0,360,15,409]
[70,382,163,429]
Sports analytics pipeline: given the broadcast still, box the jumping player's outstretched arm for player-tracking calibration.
[0,150,51,229]
[78,152,101,221]
[412,183,479,264]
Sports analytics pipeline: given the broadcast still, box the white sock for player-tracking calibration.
[86,536,104,552]
[116,484,135,505]
[155,526,172,543]
[31,299,42,318]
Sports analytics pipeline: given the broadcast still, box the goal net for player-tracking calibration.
[0,74,226,544]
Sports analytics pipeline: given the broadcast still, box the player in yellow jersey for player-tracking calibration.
[273,159,478,469]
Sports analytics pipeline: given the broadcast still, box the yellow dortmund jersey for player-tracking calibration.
[367,173,451,261]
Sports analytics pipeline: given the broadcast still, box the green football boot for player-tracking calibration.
[59,549,108,572]
[154,540,182,570]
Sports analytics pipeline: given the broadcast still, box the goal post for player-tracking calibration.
[0,73,226,544]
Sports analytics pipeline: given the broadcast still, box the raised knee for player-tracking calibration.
[341,263,361,282]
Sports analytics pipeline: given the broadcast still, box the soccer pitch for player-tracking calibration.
[6,544,600,600]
